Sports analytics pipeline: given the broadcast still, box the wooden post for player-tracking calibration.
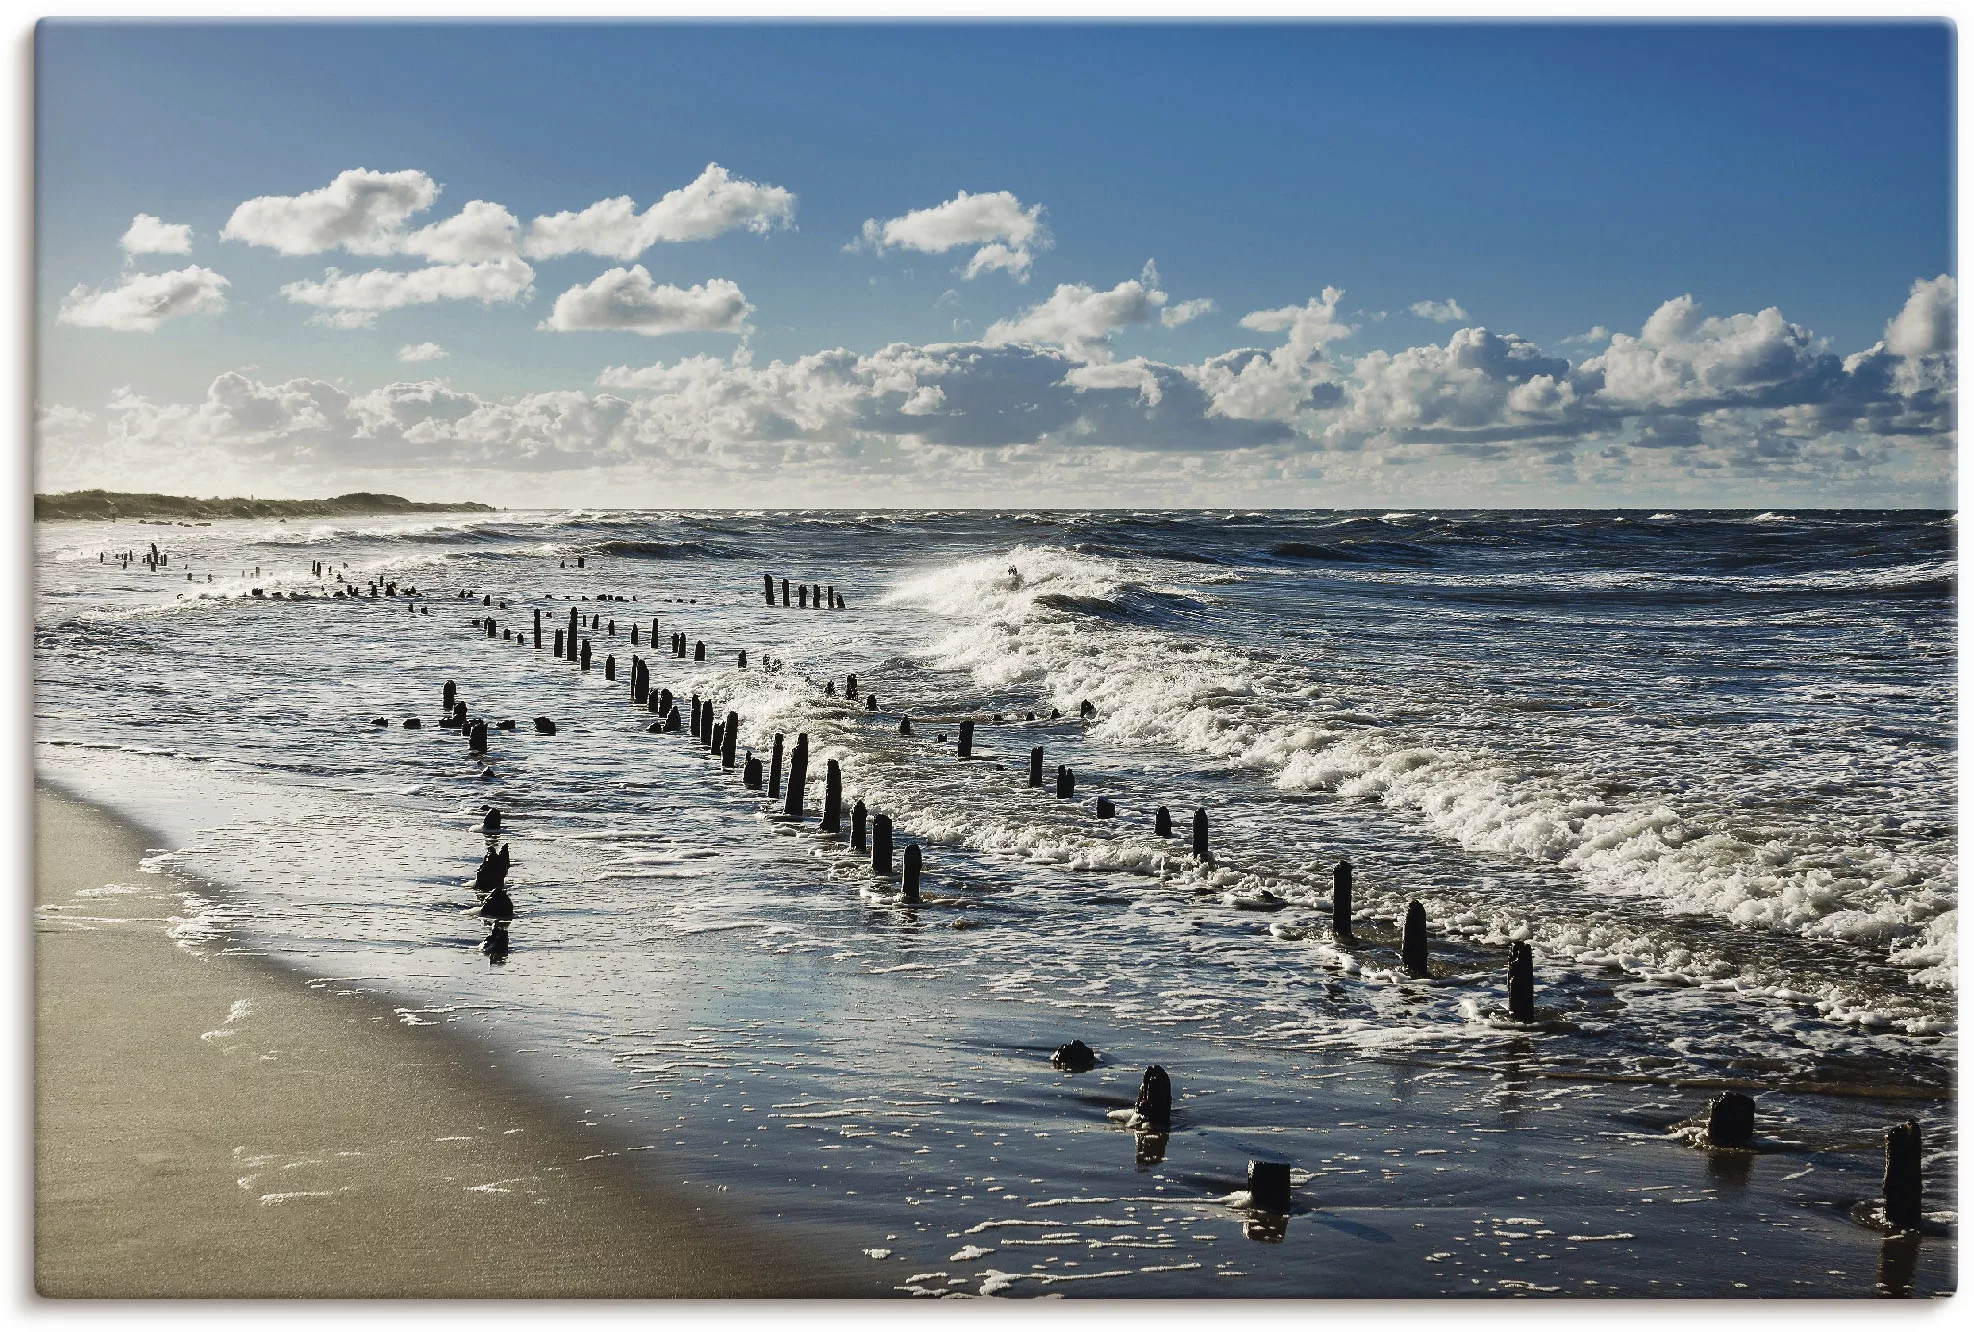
[568,607,578,652]
[1705,1092,1755,1148]
[1055,766,1074,799]
[900,717,915,737]
[1333,860,1352,936]
[871,813,893,875]
[631,623,640,646]
[694,641,706,662]
[664,705,681,732]
[580,639,592,671]
[657,688,673,717]
[780,578,790,607]
[851,800,867,851]
[1192,809,1209,859]
[1029,747,1044,788]
[1247,1161,1291,1213]
[1135,1066,1171,1126]
[822,760,842,832]
[710,721,724,758]
[957,720,974,759]
[554,628,564,657]
[533,609,542,649]
[651,618,659,645]
[846,673,857,699]
[738,650,747,669]
[1095,797,1115,819]
[799,585,809,609]
[784,736,808,820]
[865,694,877,711]
[468,720,487,754]
[1402,901,1429,978]
[1154,805,1172,836]
[902,845,921,903]
[1884,1122,1923,1231]
[1508,941,1534,1021]
[769,734,784,797]
[744,755,763,789]
[827,585,836,610]
[764,573,776,605]
[723,711,739,768]
[632,657,647,704]
[690,696,702,738]
[443,681,457,711]
[604,654,616,682]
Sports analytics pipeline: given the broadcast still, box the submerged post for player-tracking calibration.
[1332,859,1353,936]
[1154,805,1172,837]
[871,813,893,875]
[553,628,565,657]
[1884,1122,1923,1231]
[1029,747,1044,788]
[902,845,921,903]
[744,755,763,789]
[822,760,842,832]
[851,800,868,851]
[784,736,808,819]
[695,640,706,662]
[780,577,790,607]
[723,711,739,768]
[604,653,616,682]
[769,733,784,798]
[1135,1066,1172,1127]
[1705,1092,1756,1149]
[533,609,542,649]
[1192,809,1209,859]
[1507,941,1534,1022]
[1056,766,1074,799]
[958,720,974,759]
[1402,901,1429,978]
[846,673,857,700]
[764,573,776,605]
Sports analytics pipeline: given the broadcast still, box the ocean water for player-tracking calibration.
[34,508,1957,1297]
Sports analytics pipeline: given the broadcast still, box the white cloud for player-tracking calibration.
[523,163,795,261]
[1883,274,1955,357]
[222,168,440,256]
[398,341,448,362]
[1408,298,1471,323]
[985,262,1172,361]
[57,266,229,332]
[119,213,193,256]
[402,200,521,264]
[281,256,535,320]
[1333,326,1576,439]
[855,190,1049,282]
[1193,288,1354,420]
[540,267,752,336]
[1581,296,1835,413]
[1160,297,1215,328]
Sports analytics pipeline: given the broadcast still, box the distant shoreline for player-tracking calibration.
[33,490,497,522]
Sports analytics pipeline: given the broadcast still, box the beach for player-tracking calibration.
[35,786,880,1298]
[30,507,1957,1298]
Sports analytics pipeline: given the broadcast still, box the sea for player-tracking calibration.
[33,507,1958,1297]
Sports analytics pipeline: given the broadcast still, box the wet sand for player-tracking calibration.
[33,785,884,1298]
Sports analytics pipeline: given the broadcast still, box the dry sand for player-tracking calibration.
[33,786,884,1298]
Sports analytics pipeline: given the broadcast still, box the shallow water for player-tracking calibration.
[35,508,1957,1296]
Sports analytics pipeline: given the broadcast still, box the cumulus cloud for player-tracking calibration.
[540,267,752,336]
[1190,287,1354,420]
[1331,326,1576,442]
[1161,298,1215,328]
[1408,298,1470,323]
[57,266,229,332]
[119,213,193,256]
[1579,296,1840,414]
[985,262,1196,361]
[854,190,1049,281]
[1883,274,1955,357]
[222,168,440,256]
[281,256,535,322]
[398,342,448,362]
[523,163,795,261]
[402,199,521,264]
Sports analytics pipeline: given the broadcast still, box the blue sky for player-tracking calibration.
[35,20,1957,506]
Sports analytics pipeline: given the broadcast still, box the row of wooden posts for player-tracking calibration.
[420,566,1933,1237]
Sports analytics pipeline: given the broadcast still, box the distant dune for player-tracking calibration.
[35,490,497,522]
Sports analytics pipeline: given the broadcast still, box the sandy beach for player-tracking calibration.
[33,785,883,1299]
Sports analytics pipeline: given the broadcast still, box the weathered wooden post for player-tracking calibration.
[689,696,702,738]
[865,694,878,711]
[1192,809,1209,859]
[799,585,810,609]
[580,639,592,671]
[1332,860,1352,936]
[1029,747,1044,788]
[1095,797,1115,819]
[957,721,974,759]
[1884,1122,1923,1231]
[900,717,915,737]
[737,650,747,669]
[533,716,556,734]
[632,657,648,704]
[608,618,616,637]
[1056,766,1074,799]
[664,705,682,732]
[1247,1161,1291,1213]
[827,585,837,610]
[744,755,763,789]
[631,623,640,646]
[651,618,659,645]
[1154,805,1172,836]
[851,800,868,851]
[468,720,487,754]
[657,687,673,717]
[1508,941,1534,1021]
[710,721,724,757]
[871,813,893,875]
[1705,1092,1756,1148]
[568,607,578,651]
[722,711,739,768]
[1402,901,1429,978]
[846,673,858,700]
[822,760,842,832]
[443,680,458,711]
[784,736,809,820]
[769,733,784,797]
[1135,1066,1172,1126]
[780,577,790,607]
[694,641,706,662]
[604,654,616,682]
[902,845,921,903]
[763,573,776,605]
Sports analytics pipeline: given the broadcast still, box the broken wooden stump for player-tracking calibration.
[871,813,893,875]
[1402,901,1429,978]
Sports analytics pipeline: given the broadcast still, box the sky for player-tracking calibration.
[33,19,1957,507]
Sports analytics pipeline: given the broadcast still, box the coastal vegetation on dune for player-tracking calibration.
[34,490,496,522]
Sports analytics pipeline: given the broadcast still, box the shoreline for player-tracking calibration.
[33,783,885,1299]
